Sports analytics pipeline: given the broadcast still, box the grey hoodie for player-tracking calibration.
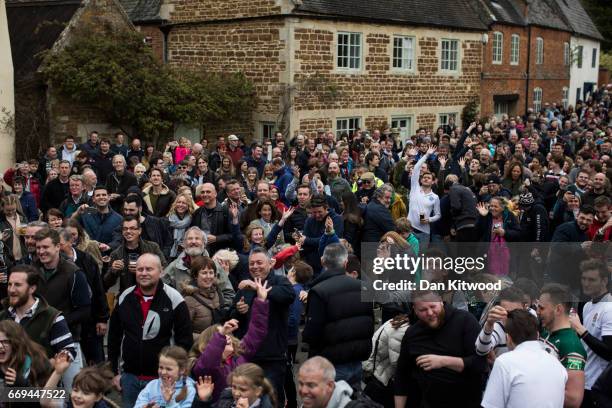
[325,380,354,408]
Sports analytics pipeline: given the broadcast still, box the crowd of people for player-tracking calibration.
[0,84,609,408]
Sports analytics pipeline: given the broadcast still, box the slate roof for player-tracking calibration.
[293,0,489,31]
[526,0,569,31]
[118,0,161,23]
[486,0,526,26]
[550,0,603,41]
[6,0,82,80]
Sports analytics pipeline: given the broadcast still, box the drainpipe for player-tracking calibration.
[524,3,531,115]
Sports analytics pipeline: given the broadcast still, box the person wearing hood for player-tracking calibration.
[59,136,79,165]
[298,356,372,408]
[271,158,293,205]
[142,168,176,217]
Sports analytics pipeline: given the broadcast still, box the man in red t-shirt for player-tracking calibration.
[588,196,611,241]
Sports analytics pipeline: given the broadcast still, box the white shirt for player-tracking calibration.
[407,153,440,234]
[582,293,612,390]
[482,340,567,408]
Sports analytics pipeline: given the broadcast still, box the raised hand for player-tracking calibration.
[438,155,447,169]
[196,376,215,402]
[254,277,272,300]
[458,157,466,169]
[53,350,72,375]
[426,145,436,156]
[324,216,334,234]
[218,319,239,335]
[279,206,296,226]
[4,368,16,385]
[408,148,418,157]
[229,203,239,222]
[238,279,257,291]
[476,202,489,217]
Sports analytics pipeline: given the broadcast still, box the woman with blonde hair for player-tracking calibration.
[167,193,197,259]
[0,194,27,265]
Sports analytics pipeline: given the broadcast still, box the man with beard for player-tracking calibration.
[108,253,193,407]
[240,180,271,229]
[394,290,486,408]
[538,284,586,408]
[104,216,166,294]
[326,162,352,202]
[0,264,76,359]
[163,226,234,304]
[583,173,609,207]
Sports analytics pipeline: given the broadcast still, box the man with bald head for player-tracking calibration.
[190,183,233,254]
[108,253,193,406]
[298,356,359,408]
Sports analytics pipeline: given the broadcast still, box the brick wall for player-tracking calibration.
[481,22,570,117]
[138,25,165,63]
[168,0,281,23]
[167,19,286,140]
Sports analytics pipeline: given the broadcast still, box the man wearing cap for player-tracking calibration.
[227,134,243,167]
[479,175,511,203]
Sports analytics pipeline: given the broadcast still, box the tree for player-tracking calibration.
[41,21,256,145]
[582,0,612,52]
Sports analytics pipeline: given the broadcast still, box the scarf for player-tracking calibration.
[168,213,192,257]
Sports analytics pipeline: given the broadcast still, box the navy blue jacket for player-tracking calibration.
[79,209,122,245]
[361,199,395,243]
[302,209,344,276]
[19,191,38,222]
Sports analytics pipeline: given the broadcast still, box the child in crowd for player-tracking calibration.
[135,345,196,408]
[192,363,276,408]
[41,350,117,408]
[190,278,270,403]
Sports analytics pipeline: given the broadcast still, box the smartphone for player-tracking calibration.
[419,213,425,222]
[85,207,98,215]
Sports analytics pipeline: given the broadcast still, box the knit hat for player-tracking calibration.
[518,191,535,207]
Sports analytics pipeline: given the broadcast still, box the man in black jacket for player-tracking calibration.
[41,160,71,212]
[109,194,172,258]
[446,174,478,242]
[394,290,486,408]
[361,184,396,243]
[302,243,374,390]
[105,154,137,212]
[229,248,295,407]
[108,253,192,407]
[190,183,233,255]
[59,228,108,364]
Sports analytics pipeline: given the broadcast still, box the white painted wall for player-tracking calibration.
[569,36,600,106]
[0,0,15,169]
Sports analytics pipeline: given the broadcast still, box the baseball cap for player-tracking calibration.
[360,172,375,181]
[228,134,239,141]
[486,175,500,185]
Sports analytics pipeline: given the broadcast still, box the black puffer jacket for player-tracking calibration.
[190,204,233,254]
[302,268,374,365]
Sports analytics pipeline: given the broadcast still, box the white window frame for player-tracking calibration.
[533,87,543,112]
[336,117,361,137]
[440,39,460,73]
[510,34,520,65]
[564,42,570,66]
[438,112,458,128]
[261,122,276,141]
[494,101,509,120]
[576,45,583,68]
[337,32,362,71]
[492,32,503,64]
[562,87,569,110]
[535,37,544,65]
[392,35,415,72]
[390,116,414,140]
[592,48,597,68]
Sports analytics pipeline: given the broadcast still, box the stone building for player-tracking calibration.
[0,0,15,169]
[126,0,490,141]
[478,0,601,119]
[6,0,133,159]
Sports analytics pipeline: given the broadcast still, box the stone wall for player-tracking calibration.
[167,19,287,140]
[138,24,165,63]
[168,0,282,24]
